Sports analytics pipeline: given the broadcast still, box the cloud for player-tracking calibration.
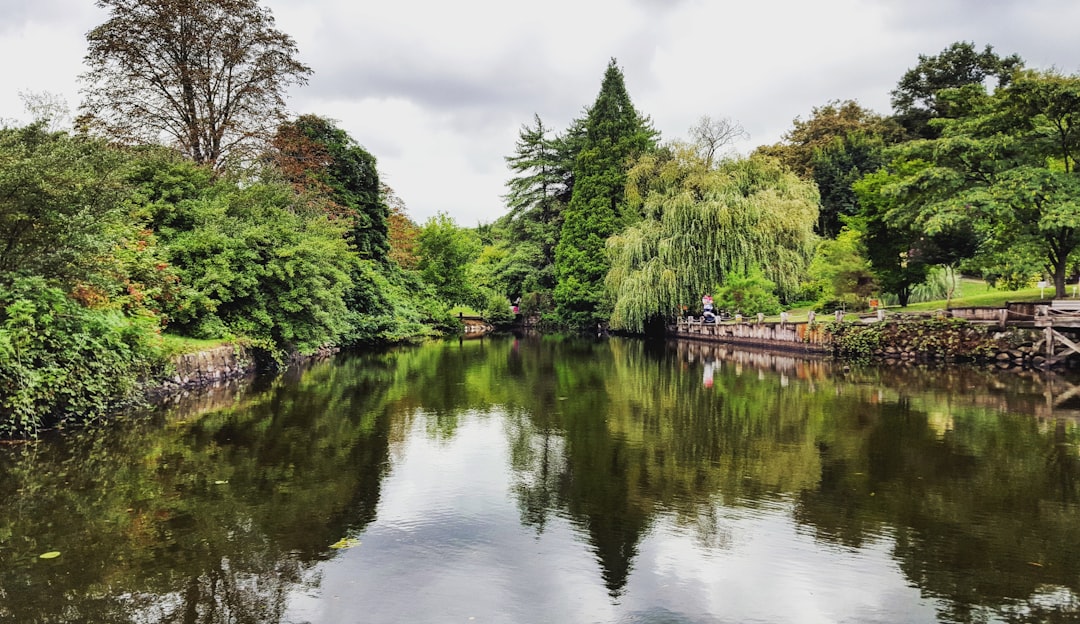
[4,0,1080,224]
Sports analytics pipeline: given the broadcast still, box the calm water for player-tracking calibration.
[2,335,1080,624]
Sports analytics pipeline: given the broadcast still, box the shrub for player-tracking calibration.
[0,277,165,436]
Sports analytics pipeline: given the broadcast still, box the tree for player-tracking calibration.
[417,213,482,307]
[384,185,421,270]
[554,58,658,328]
[688,114,747,169]
[810,130,889,238]
[0,123,131,289]
[754,100,901,237]
[851,162,930,306]
[606,152,819,333]
[270,115,388,260]
[79,0,311,170]
[500,114,566,295]
[886,71,1080,298]
[891,41,1023,139]
[755,99,901,179]
[806,228,876,310]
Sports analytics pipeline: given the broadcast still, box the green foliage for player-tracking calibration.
[755,99,901,180]
[714,269,781,315]
[272,115,389,260]
[891,41,1024,139]
[155,179,357,354]
[554,58,658,328]
[341,260,442,344]
[810,130,888,238]
[417,213,482,308]
[807,228,876,311]
[0,277,165,436]
[850,162,930,306]
[0,123,132,288]
[880,69,1080,297]
[607,153,819,333]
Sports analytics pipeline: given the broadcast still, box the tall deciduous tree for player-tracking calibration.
[887,71,1080,297]
[891,41,1023,139]
[554,59,658,328]
[689,114,747,169]
[80,0,311,170]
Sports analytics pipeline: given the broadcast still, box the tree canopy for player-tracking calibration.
[80,0,311,170]
[891,41,1023,139]
[607,151,819,333]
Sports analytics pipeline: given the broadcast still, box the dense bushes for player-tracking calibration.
[0,124,454,435]
[0,278,165,436]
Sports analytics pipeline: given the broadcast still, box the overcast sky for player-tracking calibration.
[3,0,1080,226]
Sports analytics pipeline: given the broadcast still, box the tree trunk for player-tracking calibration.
[1055,258,1068,299]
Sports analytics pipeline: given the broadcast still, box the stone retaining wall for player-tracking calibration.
[672,318,1075,369]
[163,344,255,391]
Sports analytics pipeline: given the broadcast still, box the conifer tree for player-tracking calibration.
[553,59,658,328]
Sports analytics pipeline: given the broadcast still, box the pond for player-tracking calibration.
[2,335,1079,623]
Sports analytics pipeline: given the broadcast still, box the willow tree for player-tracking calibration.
[606,150,818,333]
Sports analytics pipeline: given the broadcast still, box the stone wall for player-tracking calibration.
[163,344,255,391]
[671,317,1072,369]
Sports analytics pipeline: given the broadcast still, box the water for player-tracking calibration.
[2,335,1079,623]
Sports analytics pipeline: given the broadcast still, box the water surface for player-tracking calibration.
[2,335,1079,623]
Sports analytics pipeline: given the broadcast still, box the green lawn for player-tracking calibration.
[756,278,1056,323]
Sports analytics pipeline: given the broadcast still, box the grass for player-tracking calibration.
[157,333,235,357]
[753,278,1055,323]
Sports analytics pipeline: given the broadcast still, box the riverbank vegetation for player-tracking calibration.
[3,0,1080,434]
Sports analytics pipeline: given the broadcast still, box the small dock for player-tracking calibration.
[1034,301,1080,365]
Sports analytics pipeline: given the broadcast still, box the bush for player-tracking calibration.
[716,269,782,315]
[157,181,358,355]
[0,277,165,436]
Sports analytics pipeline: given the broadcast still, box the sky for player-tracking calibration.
[3,0,1080,226]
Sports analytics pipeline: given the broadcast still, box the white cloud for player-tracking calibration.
[2,0,1079,225]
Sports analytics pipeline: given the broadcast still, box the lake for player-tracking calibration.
[2,335,1079,623]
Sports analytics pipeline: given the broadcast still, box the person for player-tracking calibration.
[702,293,715,323]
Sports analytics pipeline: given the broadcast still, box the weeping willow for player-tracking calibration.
[607,153,819,332]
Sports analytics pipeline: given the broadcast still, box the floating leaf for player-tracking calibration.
[39,551,61,559]
[330,537,360,550]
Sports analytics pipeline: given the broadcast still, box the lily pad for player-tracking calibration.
[329,537,360,550]
[39,551,61,559]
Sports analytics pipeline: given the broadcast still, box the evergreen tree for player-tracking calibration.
[500,114,566,296]
[553,59,658,328]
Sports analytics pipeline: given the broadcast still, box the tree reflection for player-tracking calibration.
[4,336,1080,622]
[0,355,398,624]
[498,337,1080,619]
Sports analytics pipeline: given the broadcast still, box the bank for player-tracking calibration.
[670,303,1080,370]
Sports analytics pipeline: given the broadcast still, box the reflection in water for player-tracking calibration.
[1,336,1079,623]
